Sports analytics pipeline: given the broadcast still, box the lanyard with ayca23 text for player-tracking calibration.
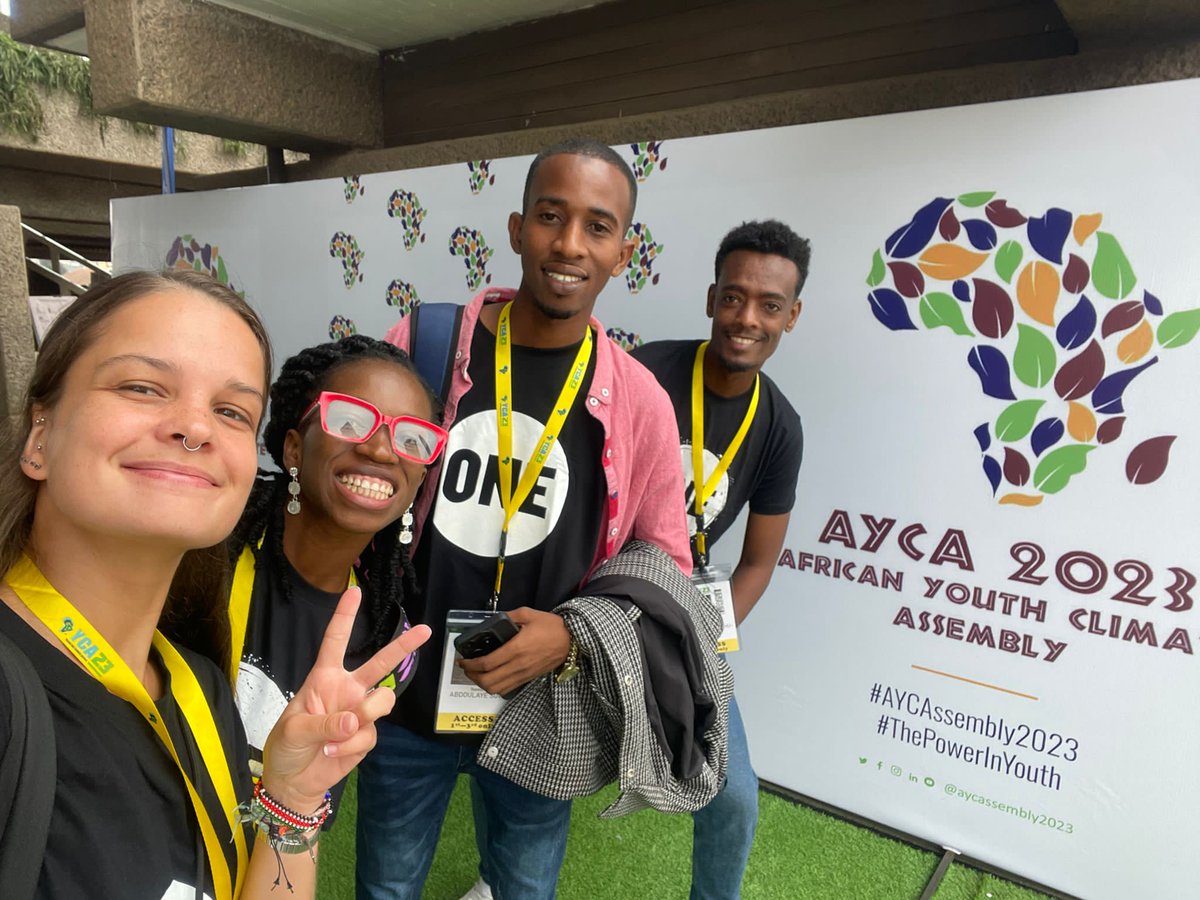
[6,555,249,900]
[492,300,593,610]
[691,340,759,569]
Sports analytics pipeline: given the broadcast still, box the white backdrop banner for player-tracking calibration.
[113,79,1200,899]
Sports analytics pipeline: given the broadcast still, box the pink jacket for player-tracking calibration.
[384,287,692,578]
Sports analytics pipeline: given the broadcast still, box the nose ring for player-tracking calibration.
[181,436,204,452]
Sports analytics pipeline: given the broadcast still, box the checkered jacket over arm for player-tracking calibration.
[478,541,734,817]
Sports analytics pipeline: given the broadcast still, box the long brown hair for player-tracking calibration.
[0,270,273,676]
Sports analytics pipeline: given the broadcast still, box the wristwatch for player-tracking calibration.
[555,639,581,684]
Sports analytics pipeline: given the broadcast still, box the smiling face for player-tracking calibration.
[24,290,267,552]
[283,359,433,539]
[706,249,803,373]
[508,153,635,323]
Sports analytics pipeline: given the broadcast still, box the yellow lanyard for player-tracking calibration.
[691,341,759,566]
[493,301,593,609]
[6,555,248,900]
[229,533,357,677]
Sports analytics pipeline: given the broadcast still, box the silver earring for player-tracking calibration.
[20,455,42,470]
[286,466,302,515]
[399,505,414,545]
[35,417,45,424]
[35,444,42,451]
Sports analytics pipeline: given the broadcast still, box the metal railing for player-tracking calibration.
[22,222,111,297]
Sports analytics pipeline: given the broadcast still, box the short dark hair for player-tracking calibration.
[522,139,638,226]
[714,220,812,298]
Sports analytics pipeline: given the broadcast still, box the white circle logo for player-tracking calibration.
[682,443,729,535]
[432,409,570,556]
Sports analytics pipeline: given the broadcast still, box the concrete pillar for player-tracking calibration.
[0,206,35,427]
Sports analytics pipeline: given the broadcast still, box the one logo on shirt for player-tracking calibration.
[433,409,570,557]
[681,443,729,535]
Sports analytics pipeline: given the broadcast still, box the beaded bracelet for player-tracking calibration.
[234,781,333,891]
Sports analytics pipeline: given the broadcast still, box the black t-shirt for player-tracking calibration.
[235,526,412,813]
[399,320,605,739]
[632,339,804,557]
[0,600,252,900]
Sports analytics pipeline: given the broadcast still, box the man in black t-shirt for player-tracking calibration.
[362,141,690,900]
[633,219,810,900]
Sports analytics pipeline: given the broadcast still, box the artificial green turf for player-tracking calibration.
[317,773,1051,899]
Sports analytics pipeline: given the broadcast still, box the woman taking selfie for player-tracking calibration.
[228,335,445,799]
[0,271,429,900]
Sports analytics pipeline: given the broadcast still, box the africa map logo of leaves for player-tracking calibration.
[867,193,1199,505]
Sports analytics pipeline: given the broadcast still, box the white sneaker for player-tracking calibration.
[459,878,494,900]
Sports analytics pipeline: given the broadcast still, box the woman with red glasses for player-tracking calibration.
[227,335,447,811]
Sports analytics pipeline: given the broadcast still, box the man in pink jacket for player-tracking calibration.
[356,139,691,900]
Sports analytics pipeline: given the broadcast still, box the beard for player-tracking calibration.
[531,294,582,320]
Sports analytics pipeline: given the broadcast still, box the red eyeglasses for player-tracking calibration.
[299,392,448,465]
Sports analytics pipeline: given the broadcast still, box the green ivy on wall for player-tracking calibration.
[1,33,263,158]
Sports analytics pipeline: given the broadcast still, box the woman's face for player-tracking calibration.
[284,359,434,538]
[24,289,267,551]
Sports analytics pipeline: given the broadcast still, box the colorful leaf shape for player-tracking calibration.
[968,346,1017,400]
[1054,339,1105,400]
[985,200,1027,227]
[1073,213,1102,245]
[1125,435,1176,485]
[1062,254,1090,294]
[1026,208,1072,264]
[939,209,961,241]
[963,219,998,251]
[1016,261,1061,326]
[1031,418,1065,456]
[1142,290,1163,316]
[1091,357,1158,415]
[995,399,1045,442]
[982,456,1002,495]
[866,249,885,287]
[1056,296,1096,350]
[1066,401,1097,442]
[1156,308,1200,349]
[918,244,988,280]
[868,289,917,331]
[1013,324,1056,388]
[1003,448,1031,486]
[888,261,925,298]
[1096,416,1125,444]
[886,197,954,259]
[1000,493,1044,507]
[1117,320,1153,363]
[958,191,995,207]
[972,279,1015,339]
[920,292,974,336]
[1034,445,1094,494]
[994,241,1023,284]
[1092,232,1137,299]
[952,280,972,303]
[974,423,991,452]
[1100,301,1144,338]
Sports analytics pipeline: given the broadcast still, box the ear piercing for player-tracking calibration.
[287,467,302,515]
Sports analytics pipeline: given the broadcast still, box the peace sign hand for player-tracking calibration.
[259,586,431,812]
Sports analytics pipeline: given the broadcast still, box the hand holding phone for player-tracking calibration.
[454,612,520,659]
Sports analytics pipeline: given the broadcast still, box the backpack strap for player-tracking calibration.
[408,303,464,404]
[0,627,56,899]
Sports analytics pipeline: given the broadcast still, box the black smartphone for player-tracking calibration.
[454,612,520,659]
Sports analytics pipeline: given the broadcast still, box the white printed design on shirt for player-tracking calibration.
[680,443,729,535]
[433,409,571,557]
[235,659,290,754]
[162,880,214,900]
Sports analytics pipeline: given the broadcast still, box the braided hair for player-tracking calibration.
[231,334,440,656]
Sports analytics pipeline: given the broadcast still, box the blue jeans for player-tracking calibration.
[355,720,573,900]
[690,696,759,900]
